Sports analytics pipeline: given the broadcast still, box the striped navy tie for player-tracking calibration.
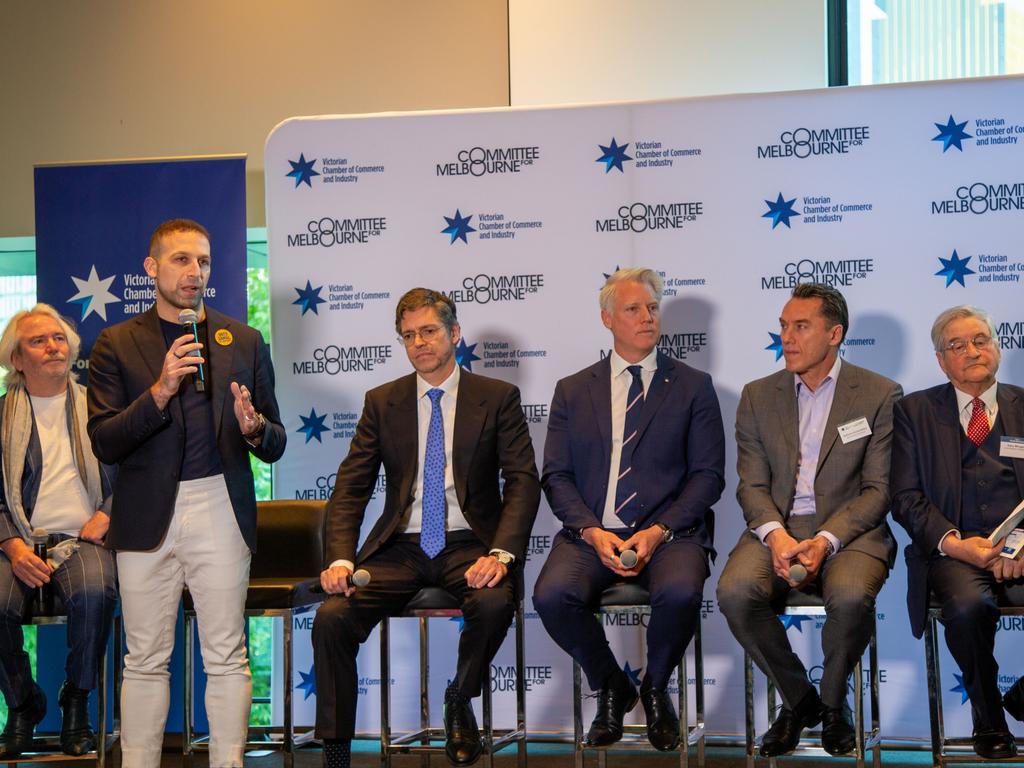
[614,365,644,526]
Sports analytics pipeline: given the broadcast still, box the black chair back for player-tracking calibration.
[251,499,326,580]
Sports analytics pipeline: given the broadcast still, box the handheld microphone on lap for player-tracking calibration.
[618,549,638,569]
[311,568,371,594]
[788,563,808,583]
[178,309,206,393]
[31,529,51,613]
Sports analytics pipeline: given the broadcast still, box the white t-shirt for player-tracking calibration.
[29,391,93,536]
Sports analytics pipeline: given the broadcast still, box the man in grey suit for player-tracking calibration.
[717,283,901,757]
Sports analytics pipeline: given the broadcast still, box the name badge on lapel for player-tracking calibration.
[838,417,871,444]
[1000,437,1024,459]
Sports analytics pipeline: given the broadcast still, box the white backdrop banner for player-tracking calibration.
[265,74,1024,739]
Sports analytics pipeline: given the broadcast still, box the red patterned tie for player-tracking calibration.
[967,397,990,446]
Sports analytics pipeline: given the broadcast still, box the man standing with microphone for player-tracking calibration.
[87,219,286,768]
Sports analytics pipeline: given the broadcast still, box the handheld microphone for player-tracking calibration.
[31,529,51,613]
[619,549,638,569]
[311,568,371,594]
[788,563,808,584]
[178,309,206,393]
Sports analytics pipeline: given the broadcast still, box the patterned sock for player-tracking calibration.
[323,739,351,768]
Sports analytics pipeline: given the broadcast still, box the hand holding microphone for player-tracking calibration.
[178,309,206,393]
[618,548,639,569]
[787,562,808,585]
[31,529,52,613]
[315,567,371,596]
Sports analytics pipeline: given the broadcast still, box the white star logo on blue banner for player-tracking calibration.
[68,265,120,321]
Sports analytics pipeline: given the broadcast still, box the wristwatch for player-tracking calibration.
[655,522,674,543]
[490,551,514,566]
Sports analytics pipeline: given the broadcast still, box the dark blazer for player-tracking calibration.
[735,361,902,566]
[325,369,540,564]
[892,382,1024,637]
[541,353,725,555]
[86,306,286,552]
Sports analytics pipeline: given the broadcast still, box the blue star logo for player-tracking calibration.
[622,661,643,687]
[779,614,813,632]
[293,280,326,316]
[950,673,969,705]
[286,153,320,188]
[441,209,476,244]
[596,138,632,173]
[68,265,121,322]
[449,616,466,632]
[932,115,972,153]
[455,338,481,371]
[762,193,801,229]
[602,265,623,282]
[935,250,975,287]
[765,332,784,361]
[296,665,317,700]
[297,408,330,444]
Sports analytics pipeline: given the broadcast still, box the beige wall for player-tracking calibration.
[0,0,511,236]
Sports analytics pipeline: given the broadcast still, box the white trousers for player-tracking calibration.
[116,475,252,768]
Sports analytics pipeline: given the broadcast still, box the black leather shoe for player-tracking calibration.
[59,681,96,756]
[759,687,822,757]
[1005,677,1024,722]
[821,703,856,756]
[640,686,680,751]
[585,674,639,747]
[443,685,482,766]
[973,729,1018,760]
[0,683,46,758]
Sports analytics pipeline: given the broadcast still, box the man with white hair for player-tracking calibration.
[893,305,1024,760]
[0,304,117,757]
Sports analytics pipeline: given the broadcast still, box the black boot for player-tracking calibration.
[58,681,96,756]
[0,683,46,758]
[443,684,482,766]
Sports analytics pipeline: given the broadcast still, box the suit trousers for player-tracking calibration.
[717,517,888,710]
[532,529,708,691]
[116,475,251,768]
[928,556,1024,731]
[312,534,515,740]
[0,538,117,706]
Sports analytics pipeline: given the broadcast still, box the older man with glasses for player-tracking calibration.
[892,305,1024,760]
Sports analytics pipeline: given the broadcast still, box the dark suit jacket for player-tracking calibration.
[86,306,286,552]
[735,361,902,566]
[541,353,725,555]
[892,382,1024,637]
[325,369,540,564]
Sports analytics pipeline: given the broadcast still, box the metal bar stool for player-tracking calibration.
[1,597,122,766]
[923,602,1024,766]
[182,499,325,768]
[743,589,880,768]
[571,582,705,768]
[379,586,527,768]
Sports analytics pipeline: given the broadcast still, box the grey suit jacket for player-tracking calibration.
[734,359,902,565]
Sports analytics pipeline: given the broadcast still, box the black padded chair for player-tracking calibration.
[182,499,326,768]
[571,582,705,768]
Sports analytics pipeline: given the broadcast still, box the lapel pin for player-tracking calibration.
[214,328,233,346]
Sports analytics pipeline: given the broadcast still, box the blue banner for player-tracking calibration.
[32,155,247,733]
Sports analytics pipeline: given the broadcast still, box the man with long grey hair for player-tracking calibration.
[0,303,117,758]
[893,305,1024,760]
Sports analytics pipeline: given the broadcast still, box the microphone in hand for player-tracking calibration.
[312,568,371,594]
[618,549,638,569]
[788,562,808,584]
[178,309,206,393]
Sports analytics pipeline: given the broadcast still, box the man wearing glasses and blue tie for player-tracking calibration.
[893,305,1024,760]
[312,288,540,768]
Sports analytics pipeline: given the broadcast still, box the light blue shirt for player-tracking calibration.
[755,356,842,554]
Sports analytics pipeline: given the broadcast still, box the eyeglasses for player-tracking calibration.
[944,334,994,356]
[399,325,444,346]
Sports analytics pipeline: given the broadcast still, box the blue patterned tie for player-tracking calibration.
[420,388,447,558]
[614,365,644,526]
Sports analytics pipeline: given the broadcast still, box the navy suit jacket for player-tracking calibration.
[892,382,1024,637]
[541,353,725,555]
[87,306,286,552]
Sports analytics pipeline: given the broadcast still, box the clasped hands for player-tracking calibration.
[583,526,664,577]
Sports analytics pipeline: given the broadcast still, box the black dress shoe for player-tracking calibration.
[0,683,46,758]
[640,686,680,751]
[759,687,822,757]
[821,704,856,756]
[59,681,96,756]
[585,674,639,747]
[973,728,1018,760]
[1005,677,1024,722]
[443,685,482,766]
